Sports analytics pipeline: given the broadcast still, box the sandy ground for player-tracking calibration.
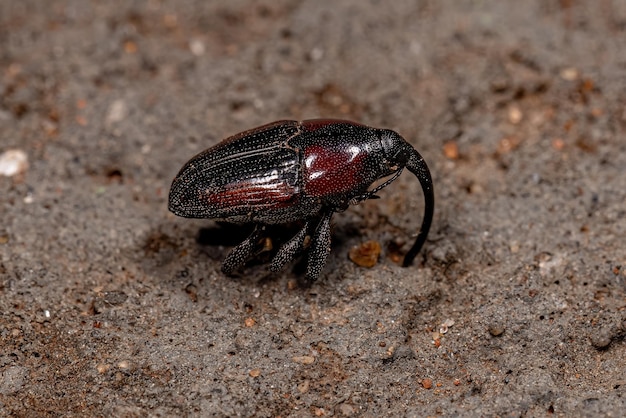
[1,1,625,416]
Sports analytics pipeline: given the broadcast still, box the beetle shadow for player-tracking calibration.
[196,222,256,247]
[196,221,309,280]
[130,216,372,291]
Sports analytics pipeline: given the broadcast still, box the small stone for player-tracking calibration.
[422,378,433,389]
[590,328,613,349]
[309,47,324,61]
[189,39,205,56]
[488,324,505,337]
[244,317,256,327]
[0,366,28,395]
[348,240,381,268]
[439,318,455,334]
[297,379,310,393]
[508,106,523,124]
[249,368,261,377]
[96,364,110,374]
[338,403,355,416]
[560,67,579,81]
[0,149,28,177]
[443,141,459,160]
[313,407,326,416]
[106,99,128,124]
[552,138,565,151]
[292,356,315,364]
[124,40,137,54]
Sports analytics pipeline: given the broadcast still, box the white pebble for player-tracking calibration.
[0,149,28,177]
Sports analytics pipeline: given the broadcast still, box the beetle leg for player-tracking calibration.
[349,168,403,205]
[349,193,380,205]
[221,225,264,275]
[269,221,310,272]
[305,211,334,281]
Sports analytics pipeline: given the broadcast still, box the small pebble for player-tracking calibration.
[189,39,206,56]
[106,99,128,124]
[249,368,261,377]
[590,328,613,349]
[297,379,310,393]
[309,47,324,61]
[292,355,315,364]
[443,141,459,160]
[488,324,505,337]
[124,40,137,54]
[422,378,433,389]
[348,240,381,268]
[439,318,455,334]
[338,403,355,416]
[552,138,565,151]
[313,407,326,416]
[0,149,28,177]
[96,364,110,374]
[560,67,579,81]
[244,317,256,327]
[508,106,523,124]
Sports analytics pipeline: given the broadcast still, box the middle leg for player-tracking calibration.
[305,211,334,282]
[269,220,311,273]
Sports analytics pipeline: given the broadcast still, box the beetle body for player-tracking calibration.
[169,119,434,281]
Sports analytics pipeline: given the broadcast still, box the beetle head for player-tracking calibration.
[379,129,412,167]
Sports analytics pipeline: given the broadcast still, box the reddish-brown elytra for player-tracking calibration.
[169,119,434,282]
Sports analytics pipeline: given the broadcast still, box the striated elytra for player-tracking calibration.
[168,119,434,282]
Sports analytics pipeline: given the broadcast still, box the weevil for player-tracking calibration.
[168,119,434,282]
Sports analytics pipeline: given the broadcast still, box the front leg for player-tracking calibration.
[349,168,403,205]
[348,192,380,206]
[222,225,264,275]
[305,211,334,282]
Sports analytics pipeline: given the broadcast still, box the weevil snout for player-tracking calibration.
[378,129,434,266]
